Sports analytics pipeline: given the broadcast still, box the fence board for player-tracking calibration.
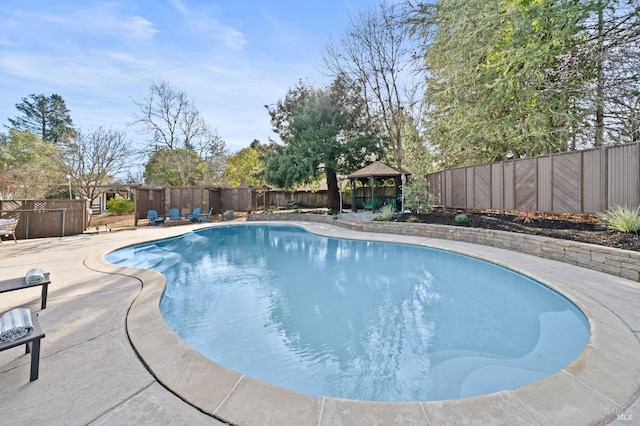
[608,144,639,208]
[474,165,491,209]
[515,158,537,210]
[491,163,504,210]
[451,168,466,208]
[583,149,605,213]
[504,161,515,210]
[537,156,553,212]
[553,153,581,213]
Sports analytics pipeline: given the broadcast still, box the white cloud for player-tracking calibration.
[167,0,189,16]
[119,16,157,39]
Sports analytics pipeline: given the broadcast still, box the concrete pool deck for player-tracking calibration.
[0,220,638,425]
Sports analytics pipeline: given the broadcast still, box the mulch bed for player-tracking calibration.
[393,209,640,252]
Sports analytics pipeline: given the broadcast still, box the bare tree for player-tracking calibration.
[61,127,131,203]
[132,81,226,185]
[323,1,419,170]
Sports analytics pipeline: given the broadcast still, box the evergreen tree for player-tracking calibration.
[8,94,75,144]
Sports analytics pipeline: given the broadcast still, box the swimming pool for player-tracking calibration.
[106,223,590,402]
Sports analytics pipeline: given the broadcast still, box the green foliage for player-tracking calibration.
[106,198,134,214]
[597,205,640,233]
[375,204,396,221]
[222,147,265,187]
[407,0,594,167]
[8,94,75,144]
[144,148,208,186]
[0,129,63,198]
[455,213,469,223]
[403,175,436,214]
[44,186,74,200]
[265,77,380,209]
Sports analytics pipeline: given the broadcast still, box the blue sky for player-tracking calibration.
[0,0,378,154]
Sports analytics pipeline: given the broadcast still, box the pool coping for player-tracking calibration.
[86,221,640,425]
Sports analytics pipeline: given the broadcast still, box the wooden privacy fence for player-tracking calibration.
[136,185,332,221]
[427,142,640,214]
[135,185,254,224]
[0,199,89,240]
[256,190,329,210]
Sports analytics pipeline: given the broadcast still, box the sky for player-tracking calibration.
[0,0,378,156]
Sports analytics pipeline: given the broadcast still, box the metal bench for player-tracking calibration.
[0,273,50,310]
[0,313,45,381]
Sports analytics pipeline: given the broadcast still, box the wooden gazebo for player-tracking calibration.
[347,161,410,211]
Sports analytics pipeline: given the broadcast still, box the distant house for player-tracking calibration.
[91,184,137,214]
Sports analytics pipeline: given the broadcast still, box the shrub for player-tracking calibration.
[106,198,134,214]
[597,205,640,233]
[374,204,395,221]
[455,213,469,223]
[516,208,537,223]
[403,176,436,214]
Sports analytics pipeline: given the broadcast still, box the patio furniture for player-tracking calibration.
[363,197,378,210]
[187,208,213,223]
[168,208,182,221]
[147,210,165,226]
[0,310,45,381]
[0,218,18,243]
[0,272,51,310]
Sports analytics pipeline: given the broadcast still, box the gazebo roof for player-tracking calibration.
[347,161,409,178]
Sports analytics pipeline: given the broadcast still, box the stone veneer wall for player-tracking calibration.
[247,213,640,282]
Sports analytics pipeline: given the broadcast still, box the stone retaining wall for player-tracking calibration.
[247,213,640,281]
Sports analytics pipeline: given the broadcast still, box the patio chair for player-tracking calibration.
[0,218,18,244]
[363,197,378,210]
[186,207,214,223]
[168,208,182,221]
[146,210,165,226]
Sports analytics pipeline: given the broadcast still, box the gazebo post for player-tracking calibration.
[370,176,375,211]
[350,179,357,212]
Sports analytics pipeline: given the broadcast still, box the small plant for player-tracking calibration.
[516,208,536,224]
[106,198,134,214]
[597,205,640,233]
[403,176,437,214]
[374,204,395,221]
[406,216,421,223]
[455,213,469,223]
[293,208,300,214]
[264,208,273,214]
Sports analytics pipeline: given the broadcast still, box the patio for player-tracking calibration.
[0,220,638,425]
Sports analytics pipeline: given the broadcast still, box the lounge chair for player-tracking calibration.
[0,218,18,243]
[0,218,18,244]
[168,208,182,221]
[147,210,165,226]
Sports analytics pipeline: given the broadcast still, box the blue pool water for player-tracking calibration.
[106,224,590,401]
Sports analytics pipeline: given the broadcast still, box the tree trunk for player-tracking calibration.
[326,169,340,210]
[595,2,604,148]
